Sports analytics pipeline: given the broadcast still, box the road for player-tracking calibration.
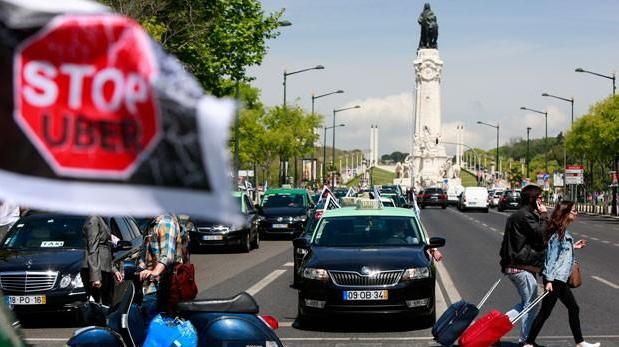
[21,207,619,346]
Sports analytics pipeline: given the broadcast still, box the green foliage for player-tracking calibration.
[99,0,284,96]
[381,151,409,163]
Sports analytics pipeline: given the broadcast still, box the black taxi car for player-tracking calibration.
[0,213,143,316]
[257,188,313,238]
[293,199,445,326]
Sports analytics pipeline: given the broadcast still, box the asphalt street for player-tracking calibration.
[20,207,619,346]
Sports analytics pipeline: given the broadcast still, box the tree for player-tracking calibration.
[100,0,284,96]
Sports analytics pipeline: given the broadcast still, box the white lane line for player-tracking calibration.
[435,260,462,304]
[279,321,293,327]
[435,275,448,316]
[591,237,599,241]
[482,223,488,227]
[602,240,611,244]
[282,262,294,267]
[246,269,287,296]
[591,275,619,289]
[614,243,619,247]
[24,339,68,342]
[581,234,590,238]
[489,227,498,232]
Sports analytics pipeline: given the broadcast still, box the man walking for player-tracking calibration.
[499,184,548,344]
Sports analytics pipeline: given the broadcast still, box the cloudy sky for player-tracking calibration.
[248,1,618,157]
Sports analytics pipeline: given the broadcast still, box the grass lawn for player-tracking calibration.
[460,168,479,187]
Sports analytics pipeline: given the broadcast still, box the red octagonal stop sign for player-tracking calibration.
[14,15,160,179]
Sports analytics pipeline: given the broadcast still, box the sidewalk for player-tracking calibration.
[576,203,619,220]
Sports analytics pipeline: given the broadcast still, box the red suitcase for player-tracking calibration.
[459,291,548,347]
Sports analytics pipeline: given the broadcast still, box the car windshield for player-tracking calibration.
[263,194,304,208]
[312,216,422,247]
[2,216,85,250]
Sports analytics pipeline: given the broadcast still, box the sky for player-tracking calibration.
[248,1,619,157]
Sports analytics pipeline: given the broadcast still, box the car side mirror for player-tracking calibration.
[293,237,310,250]
[114,240,132,251]
[426,237,446,249]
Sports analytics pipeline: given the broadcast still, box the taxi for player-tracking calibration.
[293,199,445,326]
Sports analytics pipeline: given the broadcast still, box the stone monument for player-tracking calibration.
[410,3,451,189]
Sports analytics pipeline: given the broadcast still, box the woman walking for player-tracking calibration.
[524,201,600,347]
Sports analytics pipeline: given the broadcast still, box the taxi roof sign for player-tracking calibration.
[356,198,382,210]
[340,197,358,207]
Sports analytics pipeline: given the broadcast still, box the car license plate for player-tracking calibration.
[272,224,288,229]
[203,235,223,241]
[6,295,46,305]
[343,290,388,301]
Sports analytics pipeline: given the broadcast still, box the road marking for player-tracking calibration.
[280,321,293,327]
[591,275,619,289]
[482,223,488,227]
[24,339,69,342]
[435,276,448,316]
[581,234,590,238]
[602,240,611,244]
[489,227,498,232]
[591,237,599,241]
[614,243,619,247]
[283,262,294,267]
[279,335,619,341]
[435,260,462,304]
[246,269,287,296]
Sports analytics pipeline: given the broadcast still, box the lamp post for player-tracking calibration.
[575,67,616,96]
[312,89,344,182]
[332,105,361,186]
[443,141,482,185]
[476,121,500,179]
[576,67,617,215]
[526,127,531,180]
[542,92,573,198]
[280,65,324,185]
[521,106,548,174]
[324,124,345,184]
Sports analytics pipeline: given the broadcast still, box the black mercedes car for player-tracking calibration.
[0,214,143,317]
[293,204,445,326]
[190,191,260,252]
[257,188,313,238]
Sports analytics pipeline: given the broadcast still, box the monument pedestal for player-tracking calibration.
[410,48,452,189]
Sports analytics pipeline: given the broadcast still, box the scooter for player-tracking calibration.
[66,281,284,347]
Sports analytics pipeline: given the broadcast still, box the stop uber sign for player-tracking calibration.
[14,15,161,178]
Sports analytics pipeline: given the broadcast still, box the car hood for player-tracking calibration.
[260,207,306,218]
[306,246,429,271]
[0,249,84,274]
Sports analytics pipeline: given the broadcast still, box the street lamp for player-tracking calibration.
[283,65,325,108]
[526,127,531,180]
[324,124,346,184]
[542,93,574,125]
[521,106,549,174]
[443,141,483,185]
[332,105,361,186]
[575,67,616,95]
[233,19,292,189]
[576,67,618,215]
[312,90,344,181]
[280,65,324,185]
[476,121,500,179]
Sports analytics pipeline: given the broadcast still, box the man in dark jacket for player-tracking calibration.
[499,184,548,344]
[81,216,122,305]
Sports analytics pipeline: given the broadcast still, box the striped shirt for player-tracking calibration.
[141,214,180,295]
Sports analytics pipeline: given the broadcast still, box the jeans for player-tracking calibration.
[505,271,538,342]
[142,293,160,327]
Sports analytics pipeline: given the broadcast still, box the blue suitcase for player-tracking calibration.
[432,278,501,346]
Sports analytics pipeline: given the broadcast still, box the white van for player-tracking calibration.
[447,184,464,205]
[457,186,489,212]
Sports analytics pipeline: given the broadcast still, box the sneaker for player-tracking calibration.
[576,342,601,347]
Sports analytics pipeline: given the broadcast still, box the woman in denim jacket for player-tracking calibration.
[524,201,599,347]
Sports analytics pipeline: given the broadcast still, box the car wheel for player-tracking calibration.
[240,232,251,253]
[484,208,489,213]
[421,205,426,209]
[441,204,447,209]
[251,231,260,249]
[498,207,504,212]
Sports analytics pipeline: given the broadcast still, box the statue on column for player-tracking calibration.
[418,3,438,49]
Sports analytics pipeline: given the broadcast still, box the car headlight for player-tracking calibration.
[302,268,329,282]
[59,275,72,289]
[293,215,307,222]
[401,267,430,281]
[73,273,84,288]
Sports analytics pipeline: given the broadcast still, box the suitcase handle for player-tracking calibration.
[476,278,502,309]
[510,290,549,323]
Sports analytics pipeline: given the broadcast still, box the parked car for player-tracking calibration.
[0,213,143,317]
[257,188,313,238]
[190,191,260,252]
[497,189,521,212]
[457,187,489,212]
[293,200,445,327]
[418,188,448,209]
